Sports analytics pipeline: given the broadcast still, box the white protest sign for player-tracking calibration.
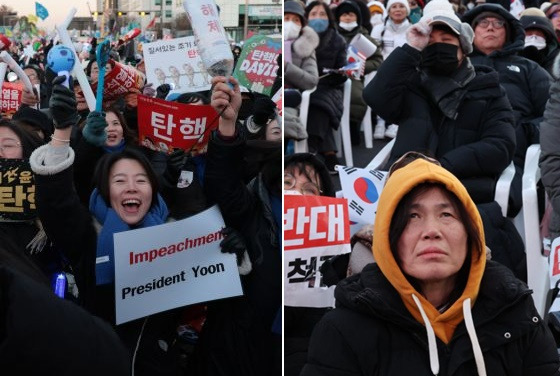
[284,195,351,308]
[549,237,560,290]
[338,166,387,236]
[143,36,212,98]
[113,205,242,324]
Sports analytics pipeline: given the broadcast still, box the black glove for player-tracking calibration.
[164,148,186,182]
[220,227,247,266]
[252,97,276,125]
[50,75,80,129]
[82,111,107,147]
[156,84,171,99]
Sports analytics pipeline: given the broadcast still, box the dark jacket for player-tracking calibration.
[337,25,383,125]
[301,261,560,376]
[0,265,130,374]
[199,131,281,376]
[540,55,560,239]
[463,4,552,214]
[363,44,516,204]
[309,27,347,130]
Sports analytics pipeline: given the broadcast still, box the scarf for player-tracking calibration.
[89,188,168,285]
[102,139,126,154]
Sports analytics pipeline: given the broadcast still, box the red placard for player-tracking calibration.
[0,82,23,117]
[137,94,219,154]
[284,195,350,251]
[89,60,145,102]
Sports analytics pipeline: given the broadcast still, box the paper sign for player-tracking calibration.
[271,88,282,117]
[338,166,387,236]
[233,35,281,95]
[137,94,218,154]
[143,36,212,97]
[0,159,35,221]
[284,195,351,308]
[113,205,243,324]
[88,60,145,102]
[550,237,560,289]
[347,45,366,80]
[0,82,23,117]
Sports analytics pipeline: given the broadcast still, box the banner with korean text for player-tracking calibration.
[143,36,212,98]
[113,205,243,324]
[0,82,23,117]
[284,195,351,308]
[338,166,387,236]
[0,159,35,221]
[233,35,281,95]
[88,60,145,102]
[137,94,218,154]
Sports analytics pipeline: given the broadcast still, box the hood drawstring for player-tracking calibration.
[463,298,487,376]
[412,294,440,375]
[412,294,487,376]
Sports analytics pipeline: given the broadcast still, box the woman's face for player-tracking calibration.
[284,165,322,196]
[265,118,281,142]
[389,3,407,23]
[105,111,124,147]
[396,186,467,290]
[109,158,153,225]
[0,126,22,159]
[284,13,302,26]
[551,12,560,31]
[309,5,329,20]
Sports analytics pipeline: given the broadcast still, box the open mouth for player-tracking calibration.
[122,199,141,213]
[107,134,118,143]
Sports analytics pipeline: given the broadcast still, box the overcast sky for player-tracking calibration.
[3,0,93,30]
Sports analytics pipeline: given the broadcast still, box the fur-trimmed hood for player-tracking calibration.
[292,26,320,59]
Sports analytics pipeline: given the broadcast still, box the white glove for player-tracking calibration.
[406,19,432,51]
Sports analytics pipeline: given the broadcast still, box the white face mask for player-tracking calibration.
[525,34,547,50]
[370,14,383,27]
[339,21,358,31]
[284,21,302,40]
[284,190,303,196]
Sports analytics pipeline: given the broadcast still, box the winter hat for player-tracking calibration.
[520,14,556,43]
[421,0,474,54]
[541,2,552,12]
[545,3,560,19]
[285,1,306,25]
[520,7,547,18]
[368,0,386,15]
[335,1,363,24]
[386,0,411,16]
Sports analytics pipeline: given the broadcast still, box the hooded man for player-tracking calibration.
[301,157,560,376]
[519,7,560,75]
[462,3,552,216]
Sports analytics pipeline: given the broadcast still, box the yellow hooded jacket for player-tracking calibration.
[373,159,486,344]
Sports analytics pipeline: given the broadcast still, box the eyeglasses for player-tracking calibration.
[0,139,21,155]
[284,173,322,196]
[476,19,506,29]
[387,151,441,177]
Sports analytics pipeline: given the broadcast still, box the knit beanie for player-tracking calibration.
[335,1,363,23]
[368,0,386,16]
[520,14,556,43]
[386,0,411,16]
[421,0,474,54]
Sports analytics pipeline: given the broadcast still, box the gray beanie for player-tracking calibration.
[420,0,474,54]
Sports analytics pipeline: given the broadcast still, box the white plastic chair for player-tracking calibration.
[334,79,354,166]
[361,71,377,149]
[365,139,394,170]
[521,144,549,317]
[293,87,317,154]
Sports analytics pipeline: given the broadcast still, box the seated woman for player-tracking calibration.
[29,76,185,374]
[301,156,560,375]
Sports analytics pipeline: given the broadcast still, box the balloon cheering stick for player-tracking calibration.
[46,45,76,88]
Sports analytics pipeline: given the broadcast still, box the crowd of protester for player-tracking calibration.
[0,23,282,375]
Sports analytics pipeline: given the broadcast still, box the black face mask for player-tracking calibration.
[421,43,460,76]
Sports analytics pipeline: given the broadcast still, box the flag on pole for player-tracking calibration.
[35,2,49,21]
[146,16,157,30]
